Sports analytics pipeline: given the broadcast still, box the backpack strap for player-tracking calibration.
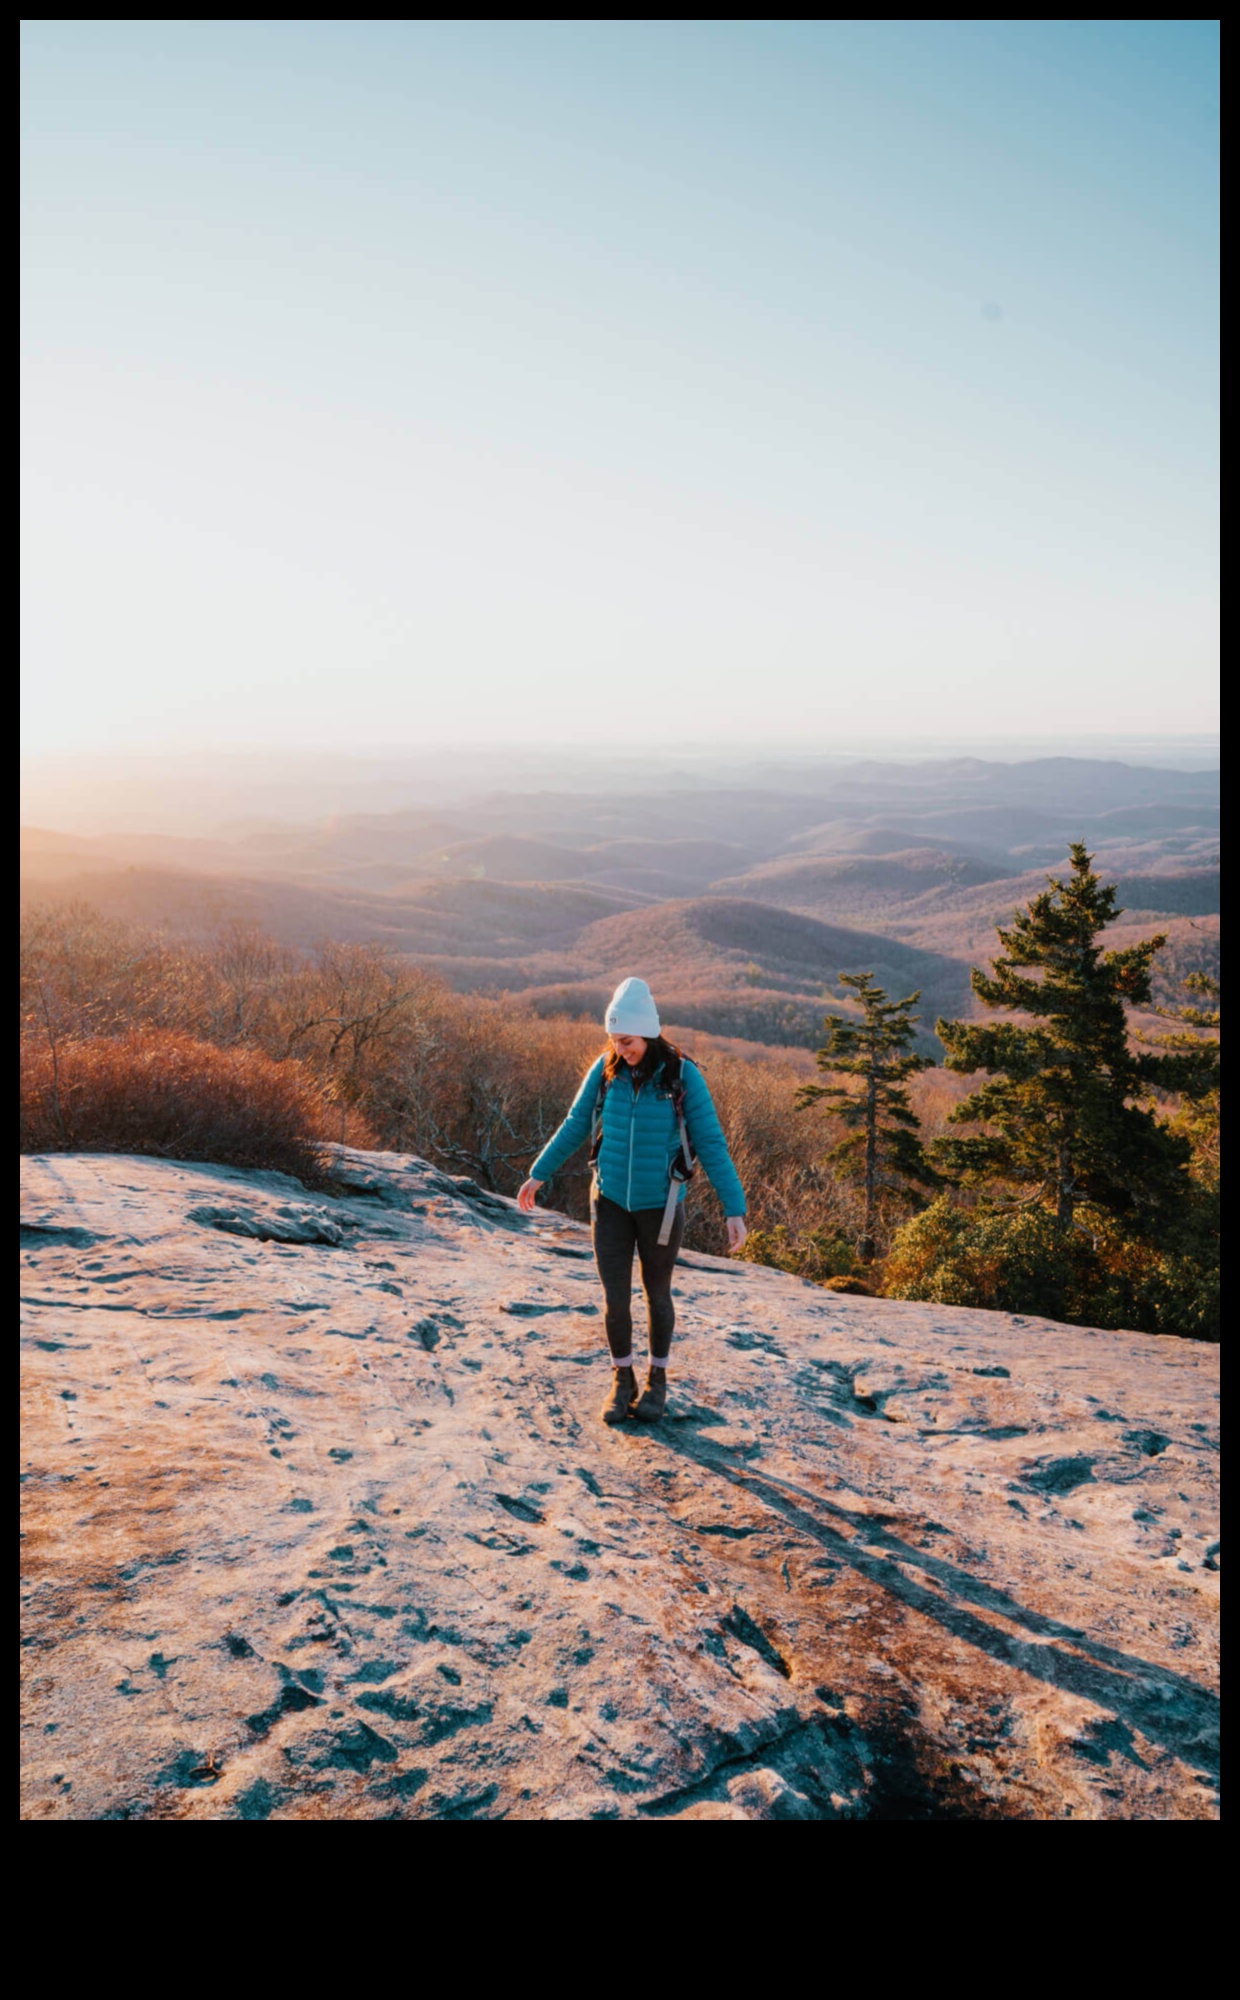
[587,1068,612,1169]
[657,1059,698,1247]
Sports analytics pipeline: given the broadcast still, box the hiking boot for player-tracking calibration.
[634,1368,668,1422]
[601,1366,638,1426]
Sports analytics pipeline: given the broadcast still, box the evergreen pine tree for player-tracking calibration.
[934,844,1192,1229]
[797,973,935,1260]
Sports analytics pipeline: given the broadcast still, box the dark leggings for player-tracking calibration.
[591,1192,685,1365]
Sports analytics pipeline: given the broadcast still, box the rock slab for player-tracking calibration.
[20,1150,1220,1820]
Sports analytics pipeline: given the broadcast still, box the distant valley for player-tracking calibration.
[21,755,1219,1049]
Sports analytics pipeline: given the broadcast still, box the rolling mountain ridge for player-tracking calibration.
[21,756,1219,1048]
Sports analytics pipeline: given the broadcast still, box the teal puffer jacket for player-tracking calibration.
[530,1055,746,1217]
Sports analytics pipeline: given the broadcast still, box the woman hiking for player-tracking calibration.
[517,978,747,1426]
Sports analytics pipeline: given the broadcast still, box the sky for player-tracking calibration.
[21,20,1219,756]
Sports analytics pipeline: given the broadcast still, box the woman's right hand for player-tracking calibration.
[516,1178,543,1213]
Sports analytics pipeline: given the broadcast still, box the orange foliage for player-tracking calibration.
[19,1028,336,1182]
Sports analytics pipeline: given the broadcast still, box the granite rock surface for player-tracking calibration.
[20,1150,1219,1820]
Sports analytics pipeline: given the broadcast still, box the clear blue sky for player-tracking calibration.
[21,20,1219,752]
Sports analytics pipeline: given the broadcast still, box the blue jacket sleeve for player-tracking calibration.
[529,1056,606,1185]
[682,1062,746,1216]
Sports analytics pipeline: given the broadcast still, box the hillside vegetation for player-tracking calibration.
[20,760,1220,1335]
[19,905,880,1255]
[21,842,1219,1340]
[21,756,1217,1051]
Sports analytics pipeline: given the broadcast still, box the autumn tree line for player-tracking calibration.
[20,847,1219,1339]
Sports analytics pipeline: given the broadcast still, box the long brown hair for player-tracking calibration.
[601,1033,684,1086]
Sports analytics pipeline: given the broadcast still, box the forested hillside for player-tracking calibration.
[21,755,1218,1051]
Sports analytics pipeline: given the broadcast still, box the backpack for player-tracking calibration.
[589,1051,698,1245]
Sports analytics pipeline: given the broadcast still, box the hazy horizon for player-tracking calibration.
[22,21,1218,759]
[21,736,1220,839]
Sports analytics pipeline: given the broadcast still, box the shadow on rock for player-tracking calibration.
[653,1421,1220,1783]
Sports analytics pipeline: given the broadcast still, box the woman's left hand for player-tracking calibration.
[725,1216,748,1254]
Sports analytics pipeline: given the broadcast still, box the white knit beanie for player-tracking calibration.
[604,976,661,1038]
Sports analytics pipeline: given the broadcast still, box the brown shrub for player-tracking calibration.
[905,1064,976,1141]
[20,1029,334,1183]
